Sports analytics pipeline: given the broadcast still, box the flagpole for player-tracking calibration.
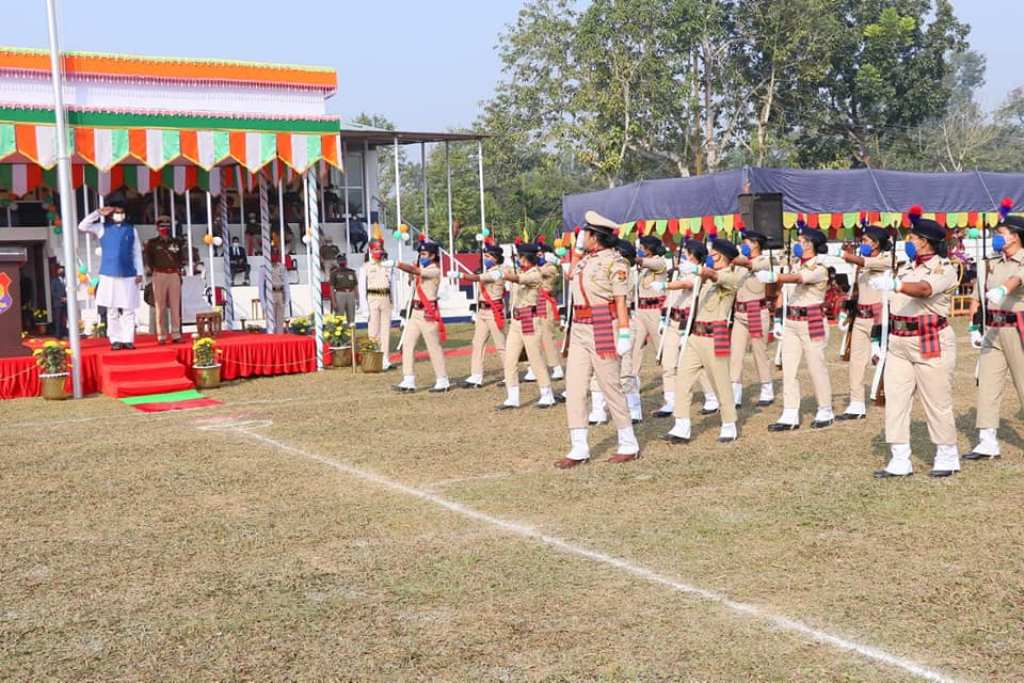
[45,0,82,398]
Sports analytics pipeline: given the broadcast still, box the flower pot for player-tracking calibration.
[331,346,353,368]
[40,372,69,400]
[34,323,48,336]
[360,350,384,373]
[193,364,221,389]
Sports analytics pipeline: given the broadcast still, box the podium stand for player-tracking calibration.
[0,247,29,357]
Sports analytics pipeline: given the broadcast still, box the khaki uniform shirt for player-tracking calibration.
[514,267,542,307]
[668,275,698,310]
[735,254,770,304]
[855,255,891,307]
[790,257,828,306]
[271,263,287,288]
[637,256,668,298]
[973,250,1024,312]
[479,266,505,302]
[417,264,441,300]
[696,269,740,322]
[540,262,560,294]
[571,248,629,304]
[143,236,184,271]
[330,267,357,291]
[892,256,957,317]
[365,261,392,298]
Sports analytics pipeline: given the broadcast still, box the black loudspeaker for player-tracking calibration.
[738,193,784,249]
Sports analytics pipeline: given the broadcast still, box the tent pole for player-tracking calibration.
[476,139,486,237]
[82,184,92,273]
[185,189,194,274]
[445,141,454,277]
[277,173,286,259]
[169,186,176,238]
[342,139,351,253]
[205,191,216,295]
[307,170,324,370]
[303,169,312,288]
[421,141,428,238]
[394,135,402,263]
[45,0,82,398]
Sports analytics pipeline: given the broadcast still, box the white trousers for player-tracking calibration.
[107,307,137,344]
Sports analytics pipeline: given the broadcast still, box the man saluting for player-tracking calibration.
[79,200,143,350]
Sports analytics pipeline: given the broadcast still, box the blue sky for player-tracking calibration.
[0,1,1019,131]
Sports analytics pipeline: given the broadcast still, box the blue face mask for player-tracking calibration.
[636,247,647,258]
[483,257,495,269]
[419,256,432,267]
[993,235,1006,253]
[858,244,873,257]
[740,244,752,258]
[792,243,804,259]
[704,255,715,268]
[904,241,917,261]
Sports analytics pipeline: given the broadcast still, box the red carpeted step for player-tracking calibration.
[99,349,180,366]
[101,360,188,387]
[107,376,195,399]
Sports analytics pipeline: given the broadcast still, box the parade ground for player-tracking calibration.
[2,319,1021,682]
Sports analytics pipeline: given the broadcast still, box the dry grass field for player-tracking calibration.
[2,320,1022,681]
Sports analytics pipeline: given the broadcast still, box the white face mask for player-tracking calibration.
[112,212,126,223]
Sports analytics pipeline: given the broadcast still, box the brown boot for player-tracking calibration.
[554,458,588,470]
[607,452,641,464]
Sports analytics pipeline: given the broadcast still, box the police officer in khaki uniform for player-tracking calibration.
[760,228,834,430]
[871,215,959,477]
[143,215,184,343]
[653,239,718,417]
[499,243,556,409]
[330,254,358,322]
[623,234,670,422]
[394,238,449,393]
[260,248,291,334]
[525,239,565,382]
[461,242,507,388]
[729,230,774,408]
[665,239,742,443]
[967,213,1024,460]
[556,211,639,469]
[837,226,892,419]
[360,240,395,371]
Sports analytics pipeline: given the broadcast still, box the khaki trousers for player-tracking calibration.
[505,320,550,388]
[271,292,286,334]
[367,296,392,361]
[628,308,662,392]
[729,308,771,384]
[884,327,957,444]
[976,326,1024,429]
[151,271,181,340]
[471,309,507,377]
[847,317,874,403]
[673,335,737,423]
[566,323,631,430]
[401,310,446,379]
[332,290,357,323]
[781,320,832,411]
[660,323,714,397]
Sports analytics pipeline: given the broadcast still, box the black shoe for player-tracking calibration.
[522,375,537,383]
[718,436,738,443]
[554,394,567,403]
[874,470,912,479]
[496,403,519,411]
[663,434,690,445]
[756,399,774,407]
[462,381,483,389]
[111,342,123,351]
[836,413,866,421]
[497,380,506,387]
[700,407,719,416]
[428,386,450,394]
[392,385,415,393]
[734,403,742,409]
[653,409,673,418]
[536,402,554,410]
[632,418,642,425]
[963,451,999,461]
[123,343,135,350]
[589,419,607,426]
[768,422,799,432]
[929,470,957,478]
[810,419,834,429]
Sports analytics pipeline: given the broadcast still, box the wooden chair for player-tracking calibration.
[196,311,222,337]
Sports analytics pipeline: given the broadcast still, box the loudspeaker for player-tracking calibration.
[738,193,784,249]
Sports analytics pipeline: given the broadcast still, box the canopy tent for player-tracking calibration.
[562,167,1024,240]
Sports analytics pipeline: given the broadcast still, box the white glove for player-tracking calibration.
[679,262,699,275]
[838,311,848,328]
[755,271,778,284]
[482,270,503,283]
[970,326,983,349]
[658,320,667,334]
[871,341,882,364]
[869,275,900,292]
[650,281,667,292]
[772,321,784,338]
[987,286,1008,305]
[616,328,633,356]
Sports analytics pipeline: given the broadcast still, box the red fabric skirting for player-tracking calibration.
[0,356,40,400]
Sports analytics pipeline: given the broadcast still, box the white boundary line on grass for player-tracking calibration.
[200,420,960,683]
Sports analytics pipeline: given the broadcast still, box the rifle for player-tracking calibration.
[774,224,793,369]
[869,224,897,406]
[677,274,703,360]
[655,241,680,363]
[395,269,416,351]
[560,232,582,358]
[839,261,860,361]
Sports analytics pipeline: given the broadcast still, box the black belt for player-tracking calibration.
[334,289,356,293]
[513,305,537,319]
[272,286,284,292]
[412,300,438,310]
[368,289,390,296]
[890,316,948,334]
[669,307,690,323]
[787,304,824,319]
[987,310,1021,327]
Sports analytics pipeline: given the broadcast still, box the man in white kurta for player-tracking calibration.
[78,204,144,350]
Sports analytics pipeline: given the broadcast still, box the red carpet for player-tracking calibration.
[99,347,194,398]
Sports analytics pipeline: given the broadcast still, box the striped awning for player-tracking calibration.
[0,122,340,174]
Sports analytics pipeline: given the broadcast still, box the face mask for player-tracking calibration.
[858,243,873,257]
[740,244,751,258]
[704,255,715,269]
[371,250,383,261]
[158,228,170,237]
[636,247,647,258]
[792,243,804,259]
[112,212,125,223]
[904,241,917,261]
[418,257,432,267]
[992,235,1006,253]
[483,257,495,269]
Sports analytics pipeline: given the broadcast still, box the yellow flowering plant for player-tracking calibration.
[33,340,70,375]
[192,337,219,367]
[358,337,380,354]
[32,308,48,322]
[323,313,352,348]
[288,315,312,335]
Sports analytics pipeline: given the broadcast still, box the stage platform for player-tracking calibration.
[1,332,323,400]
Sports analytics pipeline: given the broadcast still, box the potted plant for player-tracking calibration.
[359,337,384,373]
[288,315,312,336]
[32,308,48,336]
[192,336,222,389]
[91,321,107,338]
[33,340,70,400]
[324,313,354,367]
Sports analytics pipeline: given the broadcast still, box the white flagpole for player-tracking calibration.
[82,184,92,272]
[185,189,194,274]
[45,0,82,398]
[206,191,216,295]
